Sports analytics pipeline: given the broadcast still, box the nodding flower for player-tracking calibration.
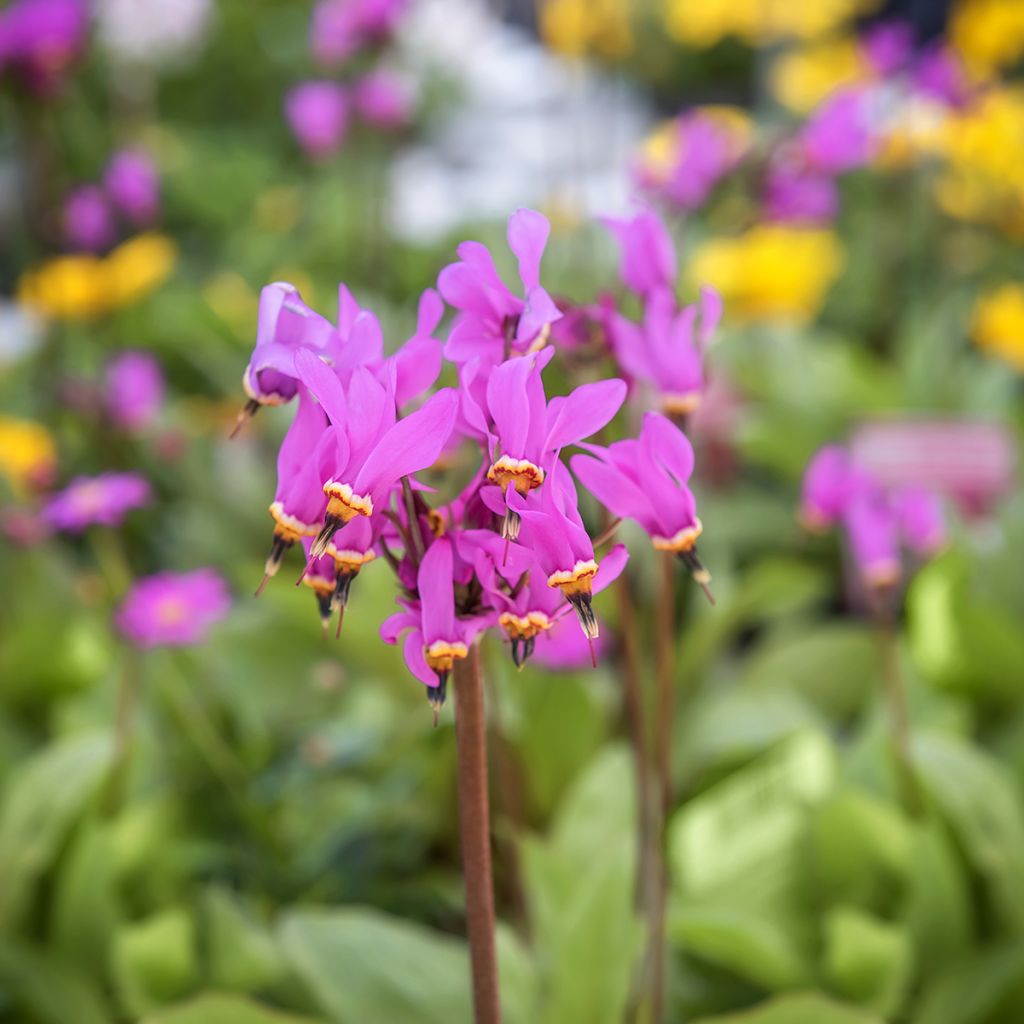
[571,412,714,600]
[325,514,378,636]
[438,208,562,367]
[608,284,721,418]
[234,281,335,435]
[299,538,338,635]
[476,349,626,537]
[256,385,334,595]
[469,529,628,668]
[601,208,677,298]
[798,445,863,531]
[381,537,492,722]
[294,348,458,558]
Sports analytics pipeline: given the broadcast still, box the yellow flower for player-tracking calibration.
[539,0,633,59]
[17,233,177,321]
[17,255,108,320]
[688,225,845,323]
[105,233,177,308]
[971,284,1024,371]
[771,36,868,113]
[664,0,879,48]
[950,0,1024,78]
[0,416,57,491]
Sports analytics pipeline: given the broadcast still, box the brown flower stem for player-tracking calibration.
[454,643,502,1024]
[649,553,678,1024]
[874,608,923,818]
[100,651,142,818]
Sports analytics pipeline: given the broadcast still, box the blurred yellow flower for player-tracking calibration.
[971,284,1024,371]
[771,37,868,113]
[202,270,258,336]
[0,416,56,491]
[664,0,878,48]
[539,0,632,59]
[951,0,1024,77]
[929,86,1024,235]
[688,225,844,323]
[17,233,177,321]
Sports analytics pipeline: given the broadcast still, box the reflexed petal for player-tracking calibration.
[487,356,533,457]
[642,412,695,484]
[393,335,442,407]
[418,537,455,643]
[507,208,550,291]
[593,543,630,594]
[544,378,627,452]
[294,347,347,425]
[403,629,438,687]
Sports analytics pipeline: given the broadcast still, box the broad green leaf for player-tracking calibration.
[279,907,471,1024]
[915,732,1024,932]
[811,790,912,910]
[692,991,885,1024]
[0,940,114,1024]
[670,905,812,991]
[0,731,112,926]
[204,887,284,993]
[823,906,912,1016]
[141,993,323,1024]
[913,942,1024,1024]
[113,908,199,1017]
[521,745,642,1024]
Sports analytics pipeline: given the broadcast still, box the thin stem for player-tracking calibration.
[874,609,923,818]
[99,651,142,818]
[453,643,502,1024]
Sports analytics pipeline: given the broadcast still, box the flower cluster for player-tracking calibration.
[799,444,947,593]
[240,208,717,715]
[285,0,414,161]
[64,149,161,253]
[0,0,88,96]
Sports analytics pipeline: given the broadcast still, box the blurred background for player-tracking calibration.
[1,0,1023,1022]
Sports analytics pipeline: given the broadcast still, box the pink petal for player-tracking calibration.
[507,208,550,291]
[544,378,626,452]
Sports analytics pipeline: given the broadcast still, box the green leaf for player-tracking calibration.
[692,991,885,1024]
[279,907,471,1024]
[204,887,284,993]
[113,908,199,1017]
[520,745,642,1024]
[823,906,912,1016]
[141,993,323,1024]
[0,731,112,926]
[913,942,1024,1024]
[0,940,114,1024]
[915,732,1024,932]
[670,905,812,991]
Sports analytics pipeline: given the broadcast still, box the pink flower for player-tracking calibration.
[601,208,677,297]
[63,186,115,252]
[105,350,164,431]
[800,88,878,174]
[104,150,160,225]
[353,69,413,128]
[0,0,88,94]
[116,569,231,648]
[43,472,151,532]
[285,81,350,160]
[763,163,839,225]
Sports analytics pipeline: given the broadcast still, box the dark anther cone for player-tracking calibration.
[256,534,293,596]
[678,545,715,605]
[426,672,449,727]
[501,508,521,542]
[229,398,261,439]
[315,591,333,635]
[567,591,599,640]
[310,515,343,559]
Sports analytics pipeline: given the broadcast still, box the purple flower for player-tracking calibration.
[310,0,407,67]
[893,485,947,555]
[914,46,971,108]
[438,208,562,367]
[844,489,901,588]
[0,0,88,94]
[601,209,677,297]
[861,20,914,77]
[763,163,839,225]
[104,150,160,225]
[608,286,721,416]
[285,81,350,160]
[800,88,878,174]
[63,186,115,253]
[116,569,231,649]
[43,472,151,532]
[799,445,860,530]
[572,413,711,595]
[353,69,413,128]
[105,350,164,431]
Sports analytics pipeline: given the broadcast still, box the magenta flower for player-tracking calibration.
[800,88,878,174]
[608,286,721,416]
[43,472,151,532]
[293,348,458,555]
[572,412,712,595]
[844,489,901,588]
[601,209,677,297]
[105,350,164,431]
[438,208,562,367]
[353,69,413,129]
[914,46,971,108]
[63,186,115,253]
[116,569,231,649]
[0,0,88,94]
[104,150,160,225]
[285,81,350,161]
[763,163,839,225]
[799,445,861,530]
[861,20,914,77]
[310,0,407,67]
[893,485,947,554]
